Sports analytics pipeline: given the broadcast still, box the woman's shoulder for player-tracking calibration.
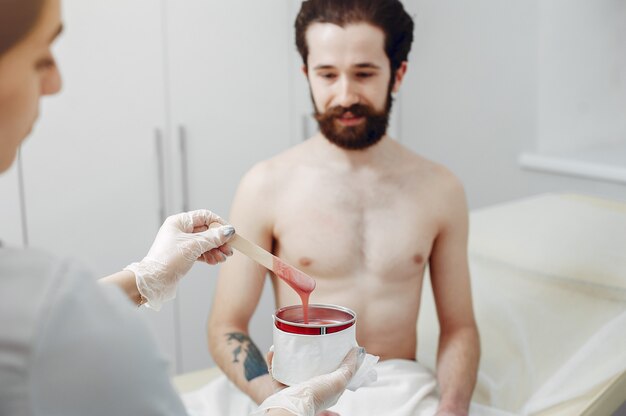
[0,246,62,273]
[1,247,72,301]
[0,247,93,306]
[0,248,186,415]
[0,248,94,412]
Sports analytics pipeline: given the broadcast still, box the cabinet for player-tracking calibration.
[21,0,178,371]
[165,1,292,373]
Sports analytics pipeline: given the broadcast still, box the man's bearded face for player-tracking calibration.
[314,91,393,151]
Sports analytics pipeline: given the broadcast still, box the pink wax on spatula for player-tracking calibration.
[228,233,316,323]
[272,257,316,323]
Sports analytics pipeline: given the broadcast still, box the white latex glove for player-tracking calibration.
[252,347,365,416]
[124,209,235,310]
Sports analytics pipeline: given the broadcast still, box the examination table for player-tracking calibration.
[173,193,626,415]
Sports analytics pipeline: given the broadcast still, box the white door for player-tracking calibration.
[0,161,25,248]
[165,0,292,373]
[20,0,180,372]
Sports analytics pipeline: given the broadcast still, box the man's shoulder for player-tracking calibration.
[392,144,467,215]
[397,145,462,187]
[239,140,313,188]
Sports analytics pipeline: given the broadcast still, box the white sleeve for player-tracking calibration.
[29,260,188,416]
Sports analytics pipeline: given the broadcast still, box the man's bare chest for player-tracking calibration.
[272,180,437,281]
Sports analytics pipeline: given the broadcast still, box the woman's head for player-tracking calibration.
[0,0,62,172]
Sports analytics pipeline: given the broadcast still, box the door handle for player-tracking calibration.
[17,146,29,248]
[154,128,167,225]
[178,124,190,212]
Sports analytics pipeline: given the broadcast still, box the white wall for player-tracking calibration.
[401,0,625,209]
[537,0,626,153]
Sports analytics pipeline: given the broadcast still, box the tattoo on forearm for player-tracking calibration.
[226,332,269,381]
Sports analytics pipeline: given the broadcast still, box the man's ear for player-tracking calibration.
[301,64,308,78]
[392,61,408,93]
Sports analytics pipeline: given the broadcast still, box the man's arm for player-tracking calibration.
[428,174,480,416]
[208,164,276,404]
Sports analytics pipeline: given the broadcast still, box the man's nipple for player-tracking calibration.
[299,257,313,267]
[413,253,424,265]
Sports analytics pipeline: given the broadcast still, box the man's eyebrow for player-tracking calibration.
[313,64,335,70]
[312,63,381,70]
[49,24,64,43]
[354,63,381,69]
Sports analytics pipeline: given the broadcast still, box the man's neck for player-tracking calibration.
[312,132,398,171]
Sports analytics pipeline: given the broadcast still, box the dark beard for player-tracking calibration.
[314,93,393,151]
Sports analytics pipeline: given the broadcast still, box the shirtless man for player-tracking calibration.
[208,1,480,415]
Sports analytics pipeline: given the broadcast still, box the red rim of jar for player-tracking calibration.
[274,304,356,335]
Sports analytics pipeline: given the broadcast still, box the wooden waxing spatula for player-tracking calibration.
[228,233,316,293]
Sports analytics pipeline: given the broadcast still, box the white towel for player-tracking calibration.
[329,360,515,416]
[327,359,439,415]
[182,359,440,416]
[182,359,513,416]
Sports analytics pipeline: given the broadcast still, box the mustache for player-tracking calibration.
[315,104,379,122]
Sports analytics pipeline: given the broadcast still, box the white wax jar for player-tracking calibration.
[271,304,357,386]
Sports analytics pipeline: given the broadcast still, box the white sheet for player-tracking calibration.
[417,193,626,414]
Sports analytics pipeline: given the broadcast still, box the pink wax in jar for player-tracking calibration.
[274,304,356,335]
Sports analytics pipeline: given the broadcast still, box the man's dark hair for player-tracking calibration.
[295,0,414,74]
[0,0,45,56]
